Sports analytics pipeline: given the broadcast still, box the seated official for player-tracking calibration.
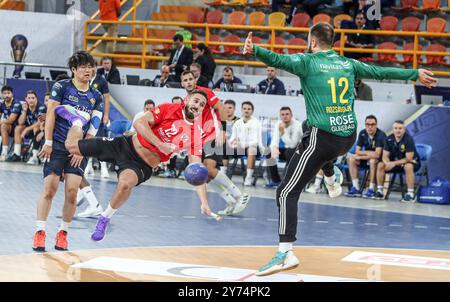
[257,67,286,96]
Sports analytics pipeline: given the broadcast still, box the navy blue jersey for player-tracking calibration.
[0,99,21,123]
[50,79,104,143]
[257,78,286,95]
[356,128,386,151]
[37,104,47,116]
[91,73,109,95]
[384,132,419,162]
[25,106,39,126]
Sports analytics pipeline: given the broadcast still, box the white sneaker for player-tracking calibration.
[26,156,39,165]
[256,250,300,276]
[244,178,253,186]
[101,168,110,179]
[0,155,6,162]
[76,189,85,207]
[305,185,320,194]
[84,163,94,176]
[217,204,236,216]
[232,194,250,215]
[76,204,103,218]
[325,181,342,198]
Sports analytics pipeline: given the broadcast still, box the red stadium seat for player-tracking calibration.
[377,42,399,63]
[223,34,241,55]
[313,13,331,25]
[206,9,223,24]
[274,37,285,54]
[228,10,246,26]
[208,34,222,54]
[416,0,441,11]
[392,0,418,11]
[248,11,266,26]
[422,44,447,65]
[401,16,421,32]
[187,9,204,23]
[380,16,399,31]
[427,17,447,33]
[287,38,306,54]
[292,13,310,28]
[401,42,422,64]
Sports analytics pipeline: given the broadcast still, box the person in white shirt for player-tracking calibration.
[229,101,264,186]
[267,107,302,188]
[125,99,155,135]
[221,99,240,176]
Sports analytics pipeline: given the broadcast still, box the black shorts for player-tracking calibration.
[78,135,153,186]
[202,139,223,164]
[95,122,108,138]
[389,161,421,174]
[43,140,88,178]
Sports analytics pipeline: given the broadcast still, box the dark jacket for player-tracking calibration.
[257,78,286,95]
[97,66,121,84]
[212,76,242,92]
[152,74,175,87]
[168,46,193,82]
[195,54,216,82]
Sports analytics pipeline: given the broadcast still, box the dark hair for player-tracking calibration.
[1,85,13,93]
[197,43,214,61]
[310,22,335,49]
[189,89,208,101]
[45,92,51,97]
[223,66,234,74]
[171,96,183,103]
[394,120,404,125]
[68,51,95,70]
[55,73,71,81]
[280,106,292,113]
[224,99,236,107]
[26,90,38,98]
[144,99,155,107]
[241,101,254,111]
[181,70,195,79]
[100,56,113,64]
[173,34,184,42]
[190,62,202,71]
[365,115,377,123]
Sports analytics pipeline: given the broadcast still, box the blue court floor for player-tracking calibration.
[0,165,450,256]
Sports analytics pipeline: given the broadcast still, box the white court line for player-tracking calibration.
[242,218,256,221]
[224,217,239,220]
[315,220,328,224]
[389,224,403,227]
[183,216,196,219]
[364,223,378,226]
[135,215,148,218]
[267,218,278,222]
[440,227,450,230]
[340,221,353,225]
[160,216,173,218]
[298,220,305,223]
[414,225,428,229]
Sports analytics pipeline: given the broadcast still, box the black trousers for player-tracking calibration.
[276,127,356,242]
[268,148,296,183]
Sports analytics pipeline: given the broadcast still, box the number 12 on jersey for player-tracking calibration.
[327,77,349,104]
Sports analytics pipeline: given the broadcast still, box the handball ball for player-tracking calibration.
[184,163,209,186]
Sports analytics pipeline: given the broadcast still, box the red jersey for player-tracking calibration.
[184,86,221,144]
[136,103,204,162]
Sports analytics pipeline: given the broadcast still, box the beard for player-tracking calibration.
[184,105,195,119]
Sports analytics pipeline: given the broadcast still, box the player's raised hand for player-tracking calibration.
[418,69,438,88]
[243,32,253,55]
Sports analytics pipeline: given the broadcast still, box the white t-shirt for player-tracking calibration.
[229,116,264,151]
[270,119,302,149]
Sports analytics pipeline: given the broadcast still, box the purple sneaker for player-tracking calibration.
[55,105,89,127]
[91,215,110,241]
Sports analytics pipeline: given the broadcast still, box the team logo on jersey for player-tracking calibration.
[164,123,178,137]
[401,144,406,152]
[68,95,79,103]
[90,98,96,106]
[154,108,160,115]
[93,83,98,89]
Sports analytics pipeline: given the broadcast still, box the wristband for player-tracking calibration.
[44,140,53,147]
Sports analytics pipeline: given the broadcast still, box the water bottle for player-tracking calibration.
[409,92,415,104]
[386,91,392,102]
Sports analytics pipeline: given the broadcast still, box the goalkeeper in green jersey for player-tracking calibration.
[243,22,438,276]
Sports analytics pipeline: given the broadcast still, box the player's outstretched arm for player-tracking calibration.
[134,112,174,155]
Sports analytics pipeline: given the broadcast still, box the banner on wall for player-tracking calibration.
[0,10,74,70]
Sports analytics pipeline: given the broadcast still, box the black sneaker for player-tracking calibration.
[373,191,384,200]
[400,193,416,203]
[6,154,22,162]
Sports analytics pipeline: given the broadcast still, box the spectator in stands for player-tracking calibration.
[257,67,286,95]
[97,57,121,84]
[355,79,373,101]
[171,96,183,104]
[302,0,333,18]
[0,86,21,161]
[99,0,121,54]
[126,99,156,135]
[213,67,243,92]
[152,64,174,88]
[375,120,421,202]
[6,90,40,162]
[221,99,240,176]
[168,34,193,82]
[345,12,375,61]
[267,107,302,188]
[194,43,216,84]
[345,115,386,198]
[229,101,264,186]
[271,0,300,24]
[353,0,379,29]
[189,63,210,88]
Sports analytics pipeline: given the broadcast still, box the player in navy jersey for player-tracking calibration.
[32,51,104,252]
[0,86,22,161]
[27,96,48,165]
[7,90,40,162]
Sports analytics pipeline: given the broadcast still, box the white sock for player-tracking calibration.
[81,186,100,209]
[377,185,384,193]
[369,183,375,190]
[208,180,236,205]
[14,144,21,156]
[100,161,108,171]
[87,158,93,169]
[246,169,254,180]
[314,175,323,187]
[325,175,336,186]
[59,220,70,232]
[1,148,8,156]
[407,189,414,196]
[278,242,293,253]
[36,220,46,232]
[352,179,360,190]
[211,171,242,198]
[32,149,39,158]
[102,204,117,218]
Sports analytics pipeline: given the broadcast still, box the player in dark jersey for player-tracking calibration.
[0,86,22,161]
[27,95,48,165]
[62,90,208,242]
[7,90,40,162]
[180,71,250,216]
[32,51,104,252]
